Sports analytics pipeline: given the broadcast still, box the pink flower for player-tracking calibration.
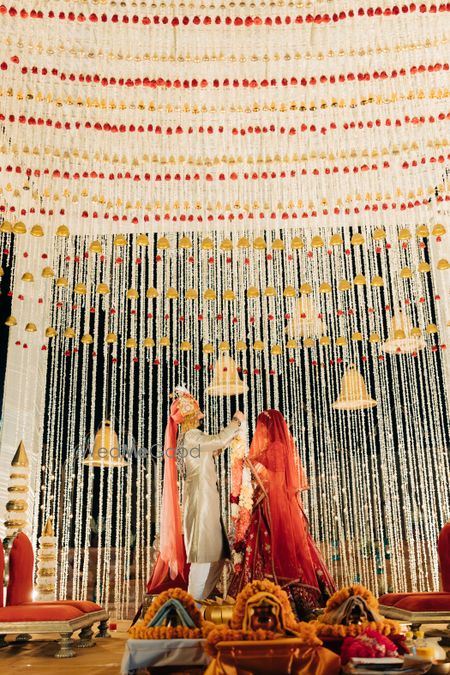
[341,629,398,665]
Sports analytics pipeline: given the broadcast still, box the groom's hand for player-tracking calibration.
[233,411,245,424]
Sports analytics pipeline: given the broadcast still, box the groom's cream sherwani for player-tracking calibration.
[180,419,240,598]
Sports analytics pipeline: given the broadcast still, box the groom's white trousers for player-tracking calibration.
[187,561,224,601]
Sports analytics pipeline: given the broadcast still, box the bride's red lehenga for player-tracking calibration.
[228,409,336,610]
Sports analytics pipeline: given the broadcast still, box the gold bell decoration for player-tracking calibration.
[236,340,247,351]
[330,233,343,246]
[185,288,198,300]
[105,332,117,344]
[202,237,214,250]
[83,420,127,468]
[203,343,214,354]
[382,311,425,354]
[283,286,297,298]
[64,327,76,339]
[136,234,149,247]
[418,261,431,273]
[56,224,69,237]
[35,517,57,600]
[5,315,17,327]
[74,282,87,295]
[89,240,103,254]
[219,341,230,352]
[271,344,282,356]
[206,355,249,396]
[126,337,137,349]
[143,337,155,348]
[319,282,332,294]
[30,224,44,237]
[1,220,12,233]
[220,238,233,251]
[371,275,384,287]
[13,221,27,234]
[398,228,411,241]
[25,323,37,333]
[113,234,127,247]
[96,282,110,294]
[291,236,304,249]
[400,267,412,279]
[311,235,324,248]
[21,272,34,282]
[179,236,192,249]
[223,290,236,301]
[247,287,260,299]
[264,286,277,297]
[351,232,364,246]
[353,274,366,286]
[146,287,159,299]
[338,279,351,291]
[372,228,386,241]
[253,236,266,250]
[286,296,326,338]
[157,236,170,250]
[204,289,216,301]
[4,441,30,539]
[81,333,93,345]
[432,224,446,237]
[332,365,377,410]
[416,225,429,237]
[237,236,250,248]
[45,326,57,338]
[56,277,69,287]
[41,266,55,279]
[271,238,284,250]
[127,288,139,300]
[160,336,170,347]
[437,259,449,270]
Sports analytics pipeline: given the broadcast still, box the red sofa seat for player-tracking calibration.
[0,604,84,622]
[23,600,102,613]
[379,592,450,613]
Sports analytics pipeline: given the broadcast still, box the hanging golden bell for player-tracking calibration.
[21,272,34,282]
[426,323,438,334]
[236,340,247,351]
[369,332,380,343]
[202,237,214,250]
[206,355,248,396]
[382,311,425,353]
[286,339,298,349]
[219,341,230,351]
[41,267,55,278]
[203,343,214,354]
[105,332,117,344]
[291,236,305,249]
[416,225,429,237]
[338,279,351,291]
[81,333,93,344]
[299,283,313,294]
[304,338,314,348]
[400,267,412,279]
[432,224,446,237]
[185,288,198,300]
[5,315,17,327]
[371,276,384,287]
[74,283,87,295]
[264,286,277,297]
[237,237,250,248]
[159,337,170,347]
[127,288,139,300]
[320,336,331,346]
[204,289,216,301]
[113,234,127,246]
[89,240,103,254]
[319,282,332,294]
[311,235,324,248]
[223,290,236,301]
[271,238,285,250]
[83,420,127,468]
[398,228,411,241]
[179,236,192,249]
[64,327,76,339]
[372,228,386,241]
[271,344,282,356]
[25,322,37,332]
[56,277,68,287]
[30,224,44,237]
[1,220,12,233]
[353,275,366,285]
[157,236,170,250]
[13,221,27,234]
[146,287,159,299]
[96,282,110,294]
[143,337,155,348]
[330,233,343,246]
[352,331,363,341]
[332,365,377,410]
[180,341,192,351]
[220,238,233,251]
[253,236,266,250]
[351,233,364,245]
[247,287,260,298]
[437,258,450,270]
[283,286,297,298]
[253,340,264,351]
[418,261,430,273]
[45,326,57,338]
[410,327,422,337]
[166,287,179,299]
[56,225,69,237]
[136,234,149,247]
[335,336,348,347]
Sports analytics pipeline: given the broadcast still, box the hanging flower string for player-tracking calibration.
[229,421,253,570]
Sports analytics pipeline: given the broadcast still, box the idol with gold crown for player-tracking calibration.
[147,385,245,601]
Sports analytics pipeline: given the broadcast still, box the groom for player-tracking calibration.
[180,395,245,599]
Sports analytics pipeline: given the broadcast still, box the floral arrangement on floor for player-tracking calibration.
[340,628,399,665]
[205,579,321,656]
[229,422,253,571]
[129,588,215,640]
[310,584,401,638]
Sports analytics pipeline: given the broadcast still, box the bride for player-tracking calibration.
[228,409,336,611]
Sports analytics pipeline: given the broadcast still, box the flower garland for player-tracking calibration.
[229,422,253,570]
[311,619,401,639]
[129,588,215,640]
[323,584,379,615]
[340,628,399,665]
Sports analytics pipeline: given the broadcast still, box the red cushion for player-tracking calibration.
[395,594,450,612]
[24,600,102,613]
[379,592,446,607]
[0,540,4,608]
[0,604,83,622]
[6,532,34,606]
[438,522,450,592]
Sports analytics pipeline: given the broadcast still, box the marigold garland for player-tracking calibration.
[323,584,379,615]
[129,588,216,640]
[311,619,401,639]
